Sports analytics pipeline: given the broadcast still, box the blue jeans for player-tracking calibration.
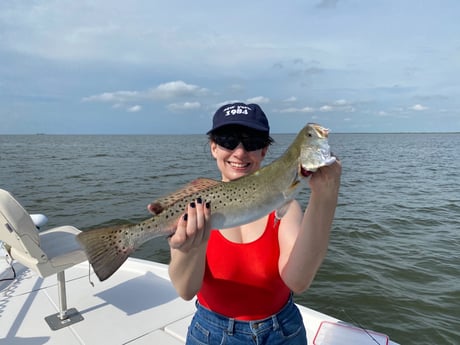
[186,296,307,345]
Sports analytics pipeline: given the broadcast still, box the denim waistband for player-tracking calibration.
[194,294,296,336]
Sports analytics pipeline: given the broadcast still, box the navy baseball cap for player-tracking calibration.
[207,103,270,134]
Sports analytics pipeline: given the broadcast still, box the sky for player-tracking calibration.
[1,0,459,134]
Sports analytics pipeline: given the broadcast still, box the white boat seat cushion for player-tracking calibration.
[39,226,87,272]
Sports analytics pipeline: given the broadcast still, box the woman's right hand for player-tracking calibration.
[148,198,212,252]
[170,198,211,251]
[151,198,211,300]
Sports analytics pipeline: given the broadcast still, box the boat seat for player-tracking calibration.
[0,188,87,329]
[0,189,87,277]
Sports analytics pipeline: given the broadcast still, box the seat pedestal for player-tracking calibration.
[44,271,84,330]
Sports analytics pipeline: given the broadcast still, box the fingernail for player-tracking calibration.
[183,213,188,221]
[205,201,211,209]
[197,197,202,204]
[190,202,196,208]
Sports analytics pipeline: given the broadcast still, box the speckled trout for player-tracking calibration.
[77,123,336,281]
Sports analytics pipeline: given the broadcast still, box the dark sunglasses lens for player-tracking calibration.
[214,135,239,150]
[214,134,267,151]
[241,137,267,151]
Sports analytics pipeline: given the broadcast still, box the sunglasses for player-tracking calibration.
[212,133,269,151]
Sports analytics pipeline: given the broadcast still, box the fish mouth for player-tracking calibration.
[311,123,330,138]
[300,166,313,177]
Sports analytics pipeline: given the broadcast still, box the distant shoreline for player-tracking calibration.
[0,131,459,136]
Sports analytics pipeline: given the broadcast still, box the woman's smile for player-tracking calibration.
[227,160,251,169]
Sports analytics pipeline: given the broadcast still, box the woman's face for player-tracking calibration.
[210,138,268,182]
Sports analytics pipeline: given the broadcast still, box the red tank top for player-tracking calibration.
[197,211,291,320]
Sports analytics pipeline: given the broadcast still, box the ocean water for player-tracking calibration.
[1,132,459,344]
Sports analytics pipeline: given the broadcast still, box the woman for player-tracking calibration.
[152,102,341,344]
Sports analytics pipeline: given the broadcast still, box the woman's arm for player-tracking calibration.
[149,199,211,300]
[278,160,342,293]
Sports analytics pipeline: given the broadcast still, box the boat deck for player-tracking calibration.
[1,256,398,345]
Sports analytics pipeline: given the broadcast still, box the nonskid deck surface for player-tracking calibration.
[0,257,399,345]
[1,258,194,344]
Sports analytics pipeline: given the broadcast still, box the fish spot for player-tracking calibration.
[149,203,164,215]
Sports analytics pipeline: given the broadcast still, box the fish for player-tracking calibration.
[76,123,336,281]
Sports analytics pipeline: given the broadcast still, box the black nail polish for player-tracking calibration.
[183,213,188,221]
[190,202,196,208]
[205,201,211,209]
[197,197,202,204]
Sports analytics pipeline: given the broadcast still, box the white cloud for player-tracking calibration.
[127,105,142,112]
[149,81,208,100]
[333,99,350,106]
[410,104,428,111]
[320,105,333,112]
[246,96,270,104]
[283,96,297,102]
[82,81,207,104]
[279,106,315,113]
[301,106,315,113]
[167,102,201,111]
[319,100,355,113]
[82,90,140,103]
[280,108,300,113]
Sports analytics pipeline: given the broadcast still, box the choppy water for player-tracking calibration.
[1,132,459,344]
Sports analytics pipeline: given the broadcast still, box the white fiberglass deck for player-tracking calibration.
[0,256,399,345]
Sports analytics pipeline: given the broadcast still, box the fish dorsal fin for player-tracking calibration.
[148,178,221,215]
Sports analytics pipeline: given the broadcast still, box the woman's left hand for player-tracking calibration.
[309,158,342,199]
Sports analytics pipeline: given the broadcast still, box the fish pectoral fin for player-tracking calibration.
[148,178,221,214]
[283,179,301,198]
[275,200,294,219]
[276,179,301,219]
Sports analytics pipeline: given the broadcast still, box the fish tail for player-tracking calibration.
[77,225,135,281]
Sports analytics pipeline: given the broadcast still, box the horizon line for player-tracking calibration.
[1,131,460,136]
